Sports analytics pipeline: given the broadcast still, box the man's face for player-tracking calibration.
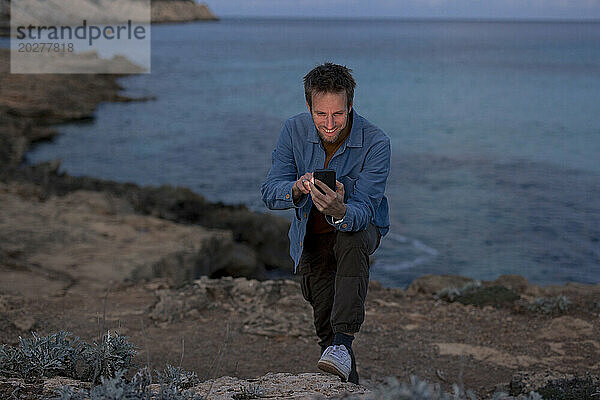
[308,91,352,144]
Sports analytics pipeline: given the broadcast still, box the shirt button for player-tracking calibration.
[303,213,307,218]
[285,193,290,199]
[299,241,303,246]
[342,223,348,229]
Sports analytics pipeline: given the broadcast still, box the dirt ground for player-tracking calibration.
[2,259,599,398]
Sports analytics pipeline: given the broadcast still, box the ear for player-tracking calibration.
[306,100,311,112]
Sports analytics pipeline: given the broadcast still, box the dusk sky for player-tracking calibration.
[205,0,600,20]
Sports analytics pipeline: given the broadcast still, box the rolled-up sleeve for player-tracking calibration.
[261,121,308,210]
[327,136,390,231]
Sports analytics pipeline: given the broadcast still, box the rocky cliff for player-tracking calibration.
[152,0,218,23]
[0,48,293,283]
[0,0,217,36]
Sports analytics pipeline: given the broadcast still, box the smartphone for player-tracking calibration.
[313,169,336,194]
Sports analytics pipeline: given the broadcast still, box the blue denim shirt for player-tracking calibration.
[261,109,391,273]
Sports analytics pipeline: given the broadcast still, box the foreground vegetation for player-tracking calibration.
[1,331,598,399]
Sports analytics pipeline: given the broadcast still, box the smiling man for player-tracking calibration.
[261,63,391,385]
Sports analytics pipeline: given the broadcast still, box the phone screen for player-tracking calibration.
[313,169,336,194]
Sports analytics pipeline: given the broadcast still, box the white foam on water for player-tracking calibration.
[413,239,438,256]
[374,231,440,273]
[384,232,410,244]
[372,256,432,273]
[384,232,439,257]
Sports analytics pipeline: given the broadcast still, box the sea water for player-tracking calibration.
[24,18,600,287]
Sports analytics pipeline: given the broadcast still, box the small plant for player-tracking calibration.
[156,364,200,390]
[79,330,137,383]
[436,281,482,303]
[0,331,135,383]
[54,386,88,400]
[436,282,520,308]
[54,370,144,400]
[341,375,477,400]
[54,368,204,400]
[156,384,204,400]
[526,296,571,315]
[1,332,204,400]
[90,370,147,399]
[0,343,23,377]
[232,383,265,399]
[0,331,83,381]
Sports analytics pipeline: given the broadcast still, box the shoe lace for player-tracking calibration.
[330,345,349,360]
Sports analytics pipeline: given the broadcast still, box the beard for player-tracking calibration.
[317,128,343,144]
[316,116,349,144]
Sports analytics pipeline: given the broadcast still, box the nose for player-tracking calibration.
[326,115,335,129]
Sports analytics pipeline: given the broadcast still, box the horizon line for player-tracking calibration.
[216,15,600,23]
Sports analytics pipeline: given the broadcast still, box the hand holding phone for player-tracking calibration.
[310,169,347,220]
[313,169,336,194]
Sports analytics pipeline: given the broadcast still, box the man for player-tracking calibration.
[261,63,390,385]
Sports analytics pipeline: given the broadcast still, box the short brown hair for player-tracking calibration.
[303,62,356,111]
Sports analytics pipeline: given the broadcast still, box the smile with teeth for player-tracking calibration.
[323,127,338,134]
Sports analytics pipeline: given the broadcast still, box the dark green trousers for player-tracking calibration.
[298,223,381,352]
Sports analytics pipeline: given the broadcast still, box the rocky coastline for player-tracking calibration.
[152,0,218,24]
[1,44,599,399]
[0,0,217,37]
[0,48,292,283]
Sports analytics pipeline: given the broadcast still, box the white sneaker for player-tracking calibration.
[317,345,351,381]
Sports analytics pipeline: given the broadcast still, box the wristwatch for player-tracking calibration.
[332,216,345,224]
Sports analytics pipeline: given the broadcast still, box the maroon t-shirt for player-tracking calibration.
[307,118,352,235]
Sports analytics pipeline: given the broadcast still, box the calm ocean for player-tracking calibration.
[22,18,600,287]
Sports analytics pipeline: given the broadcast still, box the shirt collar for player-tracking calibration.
[308,108,363,148]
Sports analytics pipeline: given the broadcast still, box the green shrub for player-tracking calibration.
[156,364,200,390]
[79,331,137,383]
[339,376,547,400]
[0,331,135,383]
[2,332,205,399]
[0,331,83,381]
[436,281,483,303]
[54,368,203,400]
[341,375,478,400]
[436,282,520,308]
[526,296,570,315]
[232,383,265,399]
